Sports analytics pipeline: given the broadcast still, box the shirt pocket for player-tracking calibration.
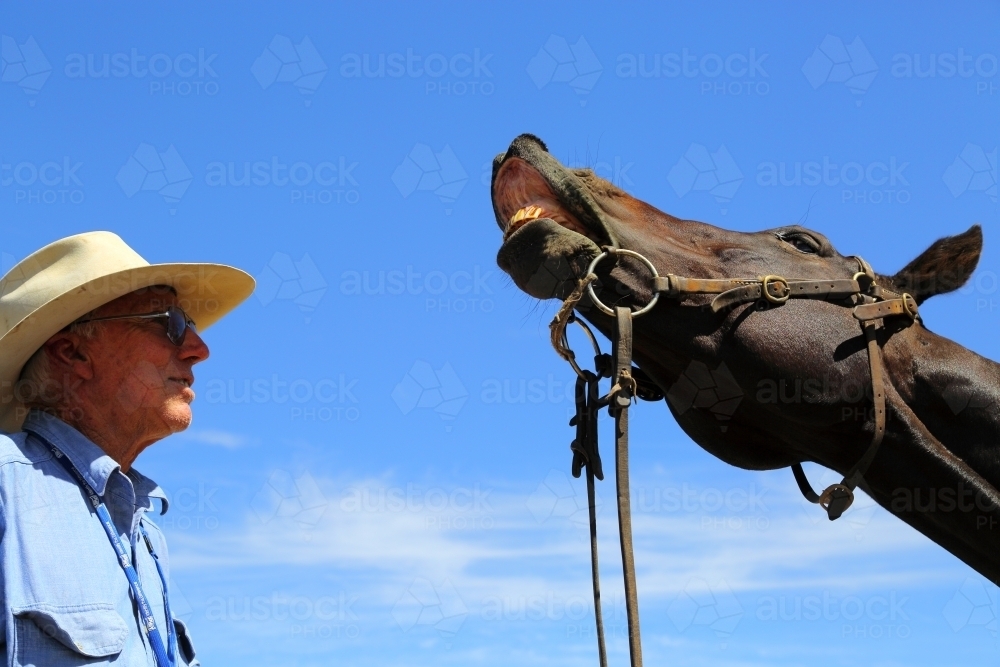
[173,618,198,666]
[12,603,128,666]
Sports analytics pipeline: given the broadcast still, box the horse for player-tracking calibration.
[489,133,1000,581]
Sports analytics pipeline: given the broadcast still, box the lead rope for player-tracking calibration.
[611,307,643,667]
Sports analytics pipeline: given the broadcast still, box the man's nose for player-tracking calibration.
[179,328,210,364]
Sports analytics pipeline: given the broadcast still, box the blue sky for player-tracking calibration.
[1,1,999,665]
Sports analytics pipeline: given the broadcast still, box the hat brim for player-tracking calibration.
[0,262,255,432]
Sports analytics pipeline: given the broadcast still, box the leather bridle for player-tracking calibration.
[549,247,919,667]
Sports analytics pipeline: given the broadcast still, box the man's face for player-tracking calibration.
[81,288,210,440]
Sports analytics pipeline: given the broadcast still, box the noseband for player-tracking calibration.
[549,247,918,667]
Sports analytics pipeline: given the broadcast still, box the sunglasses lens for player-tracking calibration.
[166,307,188,345]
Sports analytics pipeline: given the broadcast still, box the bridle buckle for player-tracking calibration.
[761,275,790,304]
[818,483,855,520]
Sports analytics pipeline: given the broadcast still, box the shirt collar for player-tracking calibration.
[22,409,169,514]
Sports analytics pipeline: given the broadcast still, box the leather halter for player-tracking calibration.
[549,247,918,667]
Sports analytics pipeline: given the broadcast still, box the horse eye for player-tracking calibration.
[778,233,819,254]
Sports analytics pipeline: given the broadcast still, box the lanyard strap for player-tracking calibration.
[48,446,175,667]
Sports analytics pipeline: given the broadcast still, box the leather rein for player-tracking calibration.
[548,247,919,667]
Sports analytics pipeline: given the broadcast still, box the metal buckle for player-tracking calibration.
[818,483,854,517]
[761,275,790,304]
[585,248,661,318]
[901,293,918,319]
[852,271,877,294]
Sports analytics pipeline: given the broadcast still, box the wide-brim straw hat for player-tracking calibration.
[0,231,255,432]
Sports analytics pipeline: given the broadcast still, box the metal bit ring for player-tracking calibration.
[585,249,661,318]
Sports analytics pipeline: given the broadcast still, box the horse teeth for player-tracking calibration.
[508,205,544,229]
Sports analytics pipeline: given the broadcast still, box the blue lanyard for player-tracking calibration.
[49,446,176,667]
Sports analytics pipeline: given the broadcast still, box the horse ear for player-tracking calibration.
[892,225,982,304]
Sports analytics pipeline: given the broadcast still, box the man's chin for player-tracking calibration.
[160,400,194,434]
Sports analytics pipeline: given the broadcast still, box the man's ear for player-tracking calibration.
[891,224,982,304]
[42,332,94,380]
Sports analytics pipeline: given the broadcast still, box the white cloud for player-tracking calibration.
[168,470,961,611]
[175,428,249,449]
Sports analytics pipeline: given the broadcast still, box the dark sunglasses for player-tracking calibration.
[76,305,196,346]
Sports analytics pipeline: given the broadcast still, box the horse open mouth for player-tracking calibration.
[490,134,618,300]
[494,157,604,245]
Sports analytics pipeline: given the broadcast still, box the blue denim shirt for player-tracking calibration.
[0,411,198,666]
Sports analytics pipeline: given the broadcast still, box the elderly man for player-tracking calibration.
[0,232,254,666]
